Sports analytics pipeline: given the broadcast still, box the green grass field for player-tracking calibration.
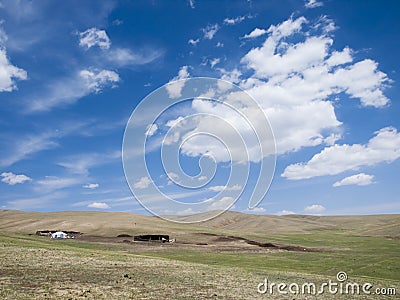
[0,210,399,299]
[1,230,398,299]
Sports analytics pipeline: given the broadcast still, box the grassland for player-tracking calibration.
[0,210,399,299]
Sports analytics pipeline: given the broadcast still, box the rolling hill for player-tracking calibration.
[0,209,399,239]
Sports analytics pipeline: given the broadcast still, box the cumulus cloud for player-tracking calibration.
[167,172,179,180]
[79,28,111,50]
[166,66,190,99]
[79,69,120,93]
[159,16,390,167]
[283,127,400,180]
[224,16,245,25]
[304,204,326,213]
[210,58,220,68]
[87,202,110,209]
[145,124,158,137]
[82,183,99,189]
[188,38,199,45]
[133,176,152,189]
[333,173,375,187]
[241,16,389,107]
[1,172,31,185]
[305,0,323,8]
[277,210,295,215]
[243,28,267,39]
[202,24,219,40]
[239,16,389,155]
[0,47,27,92]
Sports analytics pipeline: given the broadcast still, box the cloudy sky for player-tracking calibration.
[0,0,399,216]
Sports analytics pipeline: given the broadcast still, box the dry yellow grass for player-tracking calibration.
[1,210,399,239]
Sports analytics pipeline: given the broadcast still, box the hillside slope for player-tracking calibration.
[1,210,399,239]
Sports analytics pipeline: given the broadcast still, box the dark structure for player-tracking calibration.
[133,234,169,243]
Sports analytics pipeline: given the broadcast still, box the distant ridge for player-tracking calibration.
[0,210,399,239]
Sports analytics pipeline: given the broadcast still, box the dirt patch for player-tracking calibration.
[117,234,132,238]
[197,232,320,252]
[64,233,320,253]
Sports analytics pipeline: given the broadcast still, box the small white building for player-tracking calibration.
[51,231,67,239]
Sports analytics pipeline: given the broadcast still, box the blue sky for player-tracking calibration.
[0,0,399,216]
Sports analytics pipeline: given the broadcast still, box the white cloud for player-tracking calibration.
[315,16,336,34]
[159,16,390,167]
[167,172,179,180]
[166,66,190,99]
[224,16,245,25]
[1,172,31,185]
[188,38,199,45]
[241,17,389,107]
[79,69,120,93]
[218,68,242,84]
[0,47,27,92]
[176,208,195,216]
[208,184,242,192]
[58,151,121,175]
[333,59,389,107]
[82,183,99,189]
[244,206,266,213]
[266,16,307,40]
[0,132,58,167]
[188,0,195,9]
[243,28,267,39]
[87,202,110,209]
[305,0,323,8]
[333,173,375,187]
[210,58,220,68]
[133,176,152,189]
[277,210,296,215]
[28,69,120,112]
[0,121,89,167]
[239,16,389,155]
[198,175,207,181]
[166,116,185,128]
[145,123,158,137]
[216,42,224,48]
[283,127,400,180]
[79,27,111,50]
[106,47,162,67]
[202,24,219,40]
[207,196,235,211]
[304,204,326,213]
[35,176,80,191]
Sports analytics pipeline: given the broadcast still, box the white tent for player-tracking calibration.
[51,231,67,239]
